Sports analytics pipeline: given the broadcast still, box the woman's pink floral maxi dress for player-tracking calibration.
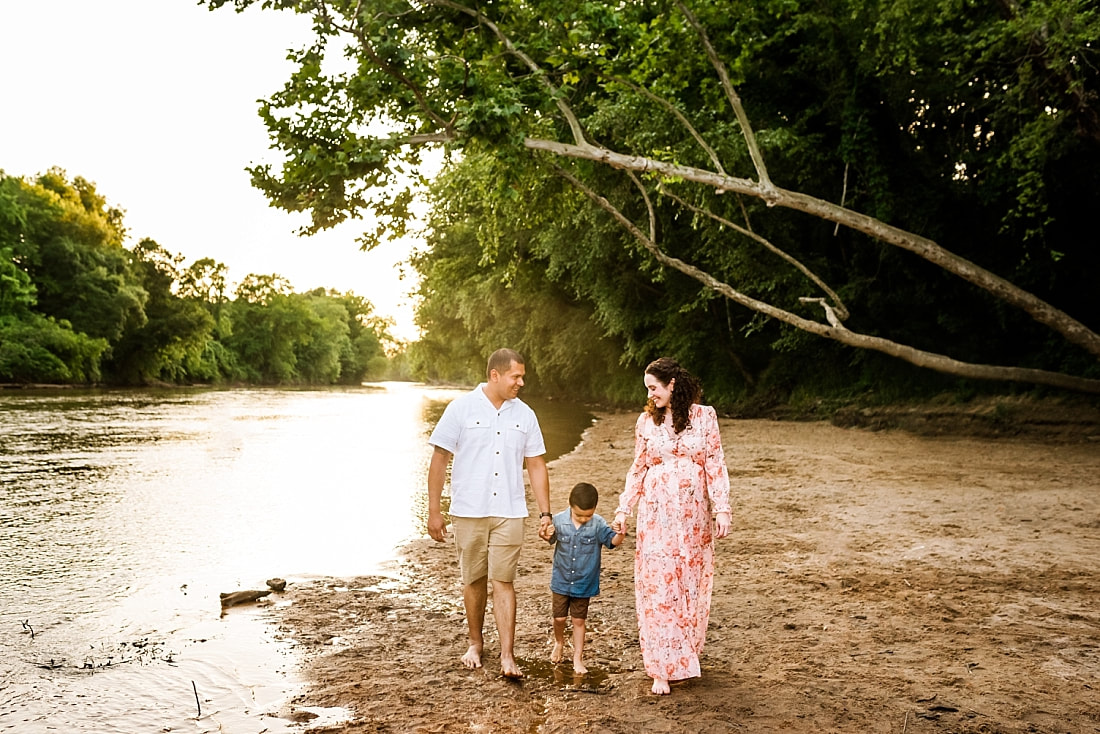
[616,403,731,682]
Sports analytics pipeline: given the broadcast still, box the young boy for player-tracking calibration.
[541,482,625,674]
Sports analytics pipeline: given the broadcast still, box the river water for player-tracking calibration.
[0,383,594,733]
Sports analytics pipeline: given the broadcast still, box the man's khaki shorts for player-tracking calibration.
[452,516,525,585]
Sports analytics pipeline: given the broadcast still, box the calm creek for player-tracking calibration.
[0,383,592,732]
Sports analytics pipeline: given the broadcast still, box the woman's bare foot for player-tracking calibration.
[460,644,483,669]
[650,677,670,695]
[500,654,524,679]
[550,641,564,664]
[572,658,588,675]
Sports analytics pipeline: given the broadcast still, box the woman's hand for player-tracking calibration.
[611,512,628,535]
[714,511,731,539]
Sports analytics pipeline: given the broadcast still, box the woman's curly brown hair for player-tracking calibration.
[644,357,702,434]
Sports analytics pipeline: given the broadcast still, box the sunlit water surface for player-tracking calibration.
[0,383,593,733]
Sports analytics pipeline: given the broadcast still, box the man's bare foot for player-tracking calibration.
[500,655,524,679]
[460,645,483,669]
[550,641,564,664]
[572,658,588,675]
[650,677,670,695]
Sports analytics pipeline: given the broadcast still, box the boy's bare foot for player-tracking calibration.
[572,658,588,675]
[550,641,564,664]
[500,655,524,678]
[650,677,670,695]
[460,645,483,669]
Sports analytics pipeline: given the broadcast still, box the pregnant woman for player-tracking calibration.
[613,357,732,695]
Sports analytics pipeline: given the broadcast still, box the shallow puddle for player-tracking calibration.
[515,657,612,693]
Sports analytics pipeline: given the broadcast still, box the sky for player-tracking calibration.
[0,1,423,340]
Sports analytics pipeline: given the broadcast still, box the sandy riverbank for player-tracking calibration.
[264,406,1100,733]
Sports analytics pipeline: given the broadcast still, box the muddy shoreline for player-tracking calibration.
[267,406,1100,733]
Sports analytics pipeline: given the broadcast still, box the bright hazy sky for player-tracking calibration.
[0,1,421,340]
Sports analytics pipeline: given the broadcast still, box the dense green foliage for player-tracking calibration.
[406,153,639,399]
[205,0,1099,405]
[0,169,396,386]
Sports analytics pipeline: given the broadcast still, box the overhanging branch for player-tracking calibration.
[674,0,775,198]
[660,185,850,321]
[549,162,1100,394]
[424,0,592,148]
[525,136,1100,361]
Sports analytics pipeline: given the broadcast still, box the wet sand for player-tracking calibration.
[266,403,1100,733]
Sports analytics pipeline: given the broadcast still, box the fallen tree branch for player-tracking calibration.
[674,0,776,198]
[551,163,1100,394]
[527,137,1100,361]
[662,185,849,321]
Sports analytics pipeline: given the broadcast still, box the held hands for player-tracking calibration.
[714,511,732,540]
[611,512,628,536]
[538,514,554,541]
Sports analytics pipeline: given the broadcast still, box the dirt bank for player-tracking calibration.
[268,406,1100,733]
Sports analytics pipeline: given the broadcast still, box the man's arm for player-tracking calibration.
[525,454,552,537]
[427,445,452,542]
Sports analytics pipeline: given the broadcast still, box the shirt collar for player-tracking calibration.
[477,382,516,411]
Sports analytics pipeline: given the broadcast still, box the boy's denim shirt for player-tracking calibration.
[548,508,619,598]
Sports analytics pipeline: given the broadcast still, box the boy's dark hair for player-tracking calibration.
[569,482,598,510]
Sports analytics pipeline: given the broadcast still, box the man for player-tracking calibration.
[427,348,552,677]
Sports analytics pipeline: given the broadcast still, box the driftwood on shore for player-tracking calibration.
[219,578,287,611]
[219,590,271,608]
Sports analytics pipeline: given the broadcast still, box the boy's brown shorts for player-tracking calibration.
[452,516,524,585]
[552,592,591,620]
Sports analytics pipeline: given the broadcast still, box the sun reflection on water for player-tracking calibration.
[0,382,594,732]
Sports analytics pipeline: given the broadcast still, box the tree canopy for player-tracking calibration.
[205,0,1100,399]
[0,168,396,386]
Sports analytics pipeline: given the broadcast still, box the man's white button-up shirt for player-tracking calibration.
[428,384,546,518]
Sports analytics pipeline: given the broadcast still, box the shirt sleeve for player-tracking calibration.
[615,412,649,517]
[701,405,732,515]
[428,399,462,453]
[524,414,547,458]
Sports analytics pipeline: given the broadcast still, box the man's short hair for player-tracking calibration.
[569,482,598,510]
[487,348,525,379]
